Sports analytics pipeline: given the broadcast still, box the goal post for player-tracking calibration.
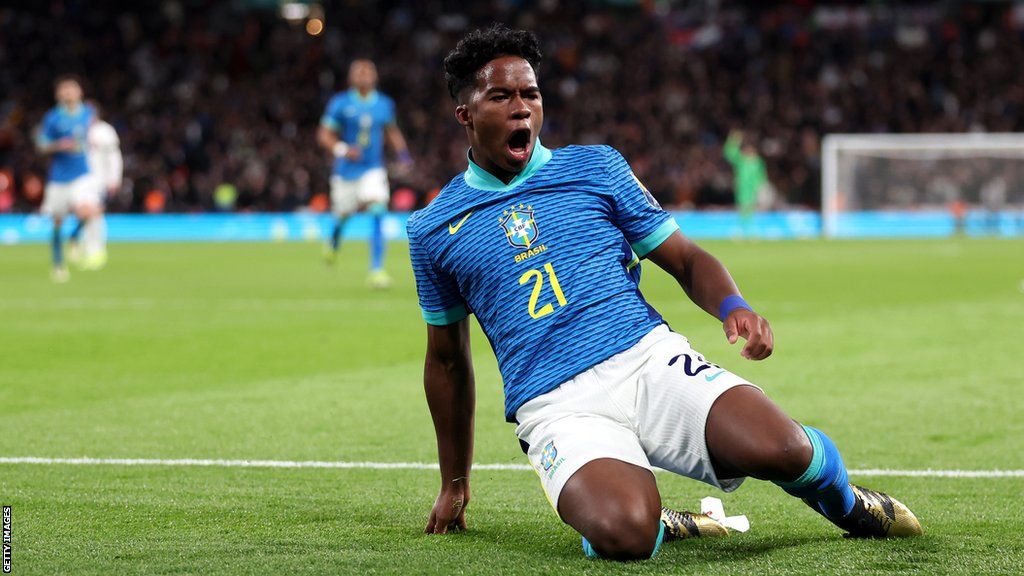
[821,133,1024,238]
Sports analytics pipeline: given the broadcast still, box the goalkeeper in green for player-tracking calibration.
[723,130,767,238]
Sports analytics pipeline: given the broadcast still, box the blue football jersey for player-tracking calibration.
[39,104,94,183]
[408,142,680,421]
[320,89,395,180]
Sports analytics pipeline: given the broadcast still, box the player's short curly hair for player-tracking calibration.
[443,24,542,101]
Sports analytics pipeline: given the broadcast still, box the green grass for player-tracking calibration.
[1,238,1022,575]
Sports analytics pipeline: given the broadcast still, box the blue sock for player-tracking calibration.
[51,225,64,266]
[370,212,385,272]
[330,217,347,251]
[775,425,856,519]
[582,521,665,560]
[69,218,84,242]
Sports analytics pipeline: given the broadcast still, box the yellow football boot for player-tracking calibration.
[660,507,729,540]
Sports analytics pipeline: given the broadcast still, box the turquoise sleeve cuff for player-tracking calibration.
[630,217,679,258]
[421,304,469,326]
[320,117,339,131]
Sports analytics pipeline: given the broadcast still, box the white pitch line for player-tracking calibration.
[847,468,1024,478]
[0,457,529,471]
[0,457,1022,478]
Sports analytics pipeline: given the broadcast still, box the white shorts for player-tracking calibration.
[41,174,101,217]
[330,168,389,216]
[514,324,760,510]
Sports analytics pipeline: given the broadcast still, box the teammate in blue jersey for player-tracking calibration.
[411,26,922,560]
[36,76,104,282]
[318,59,413,289]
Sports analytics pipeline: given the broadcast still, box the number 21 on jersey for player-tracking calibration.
[518,262,567,319]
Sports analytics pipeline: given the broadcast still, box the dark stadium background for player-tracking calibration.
[1,1,1023,214]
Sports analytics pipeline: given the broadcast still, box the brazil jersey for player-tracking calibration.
[408,142,680,421]
[320,89,395,180]
[39,104,94,183]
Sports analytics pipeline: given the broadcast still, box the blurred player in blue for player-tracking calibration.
[318,59,413,289]
[411,26,922,561]
[35,76,102,282]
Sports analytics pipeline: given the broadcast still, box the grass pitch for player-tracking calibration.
[1,238,1022,575]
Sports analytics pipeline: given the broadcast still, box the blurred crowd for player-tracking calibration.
[2,1,1024,214]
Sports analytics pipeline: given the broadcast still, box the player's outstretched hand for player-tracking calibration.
[425,478,469,535]
[723,309,773,360]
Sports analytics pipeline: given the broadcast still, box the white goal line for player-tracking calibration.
[0,457,1021,478]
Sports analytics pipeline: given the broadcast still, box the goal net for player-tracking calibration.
[821,133,1024,237]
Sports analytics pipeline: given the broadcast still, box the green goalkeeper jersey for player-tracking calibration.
[723,136,767,210]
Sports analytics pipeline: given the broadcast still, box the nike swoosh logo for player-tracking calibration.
[448,212,473,235]
[705,370,726,382]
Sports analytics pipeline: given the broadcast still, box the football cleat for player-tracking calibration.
[805,484,922,538]
[367,269,392,290]
[322,244,337,265]
[660,507,729,540]
[79,250,108,271]
[51,266,70,283]
[67,242,83,266]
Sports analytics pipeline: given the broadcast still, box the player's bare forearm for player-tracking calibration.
[385,125,412,165]
[647,231,740,317]
[424,320,475,483]
[647,230,774,359]
[37,138,77,155]
[318,125,361,161]
[316,125,339,153]
[423,320,475,534]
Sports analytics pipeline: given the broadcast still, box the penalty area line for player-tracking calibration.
[0,457,1022,478]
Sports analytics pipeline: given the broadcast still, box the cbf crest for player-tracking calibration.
[541,441,558,471]
[501,205,540,249]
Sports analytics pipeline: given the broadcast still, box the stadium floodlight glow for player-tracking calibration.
[306,18,324,36]
[821,133,1024,238]
[280,2,310,21]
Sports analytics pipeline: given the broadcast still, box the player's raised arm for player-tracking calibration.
[646,232,774,361]
[423,319,475,534]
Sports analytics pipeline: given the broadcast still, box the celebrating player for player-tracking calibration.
[68,101,122,270]
[35,76,100,282]
[410,26,922,561]
[318,59,413,289]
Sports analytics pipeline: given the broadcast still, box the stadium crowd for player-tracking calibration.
[2,1,1023,213]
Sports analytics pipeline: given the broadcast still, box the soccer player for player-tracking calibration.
[68,101,122,269]
[410,26,922,561]
[723,130,767,238]
[36,76,100,282]
[318,59,413,289]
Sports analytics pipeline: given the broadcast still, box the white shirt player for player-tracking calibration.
[87,120,122,194]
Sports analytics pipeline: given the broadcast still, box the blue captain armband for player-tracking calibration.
[718,295,753,322]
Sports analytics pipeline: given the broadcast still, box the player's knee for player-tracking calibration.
[584,505,661,561]
[753,424,813,481]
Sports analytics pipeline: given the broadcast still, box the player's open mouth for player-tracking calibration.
[506,128,532,163]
